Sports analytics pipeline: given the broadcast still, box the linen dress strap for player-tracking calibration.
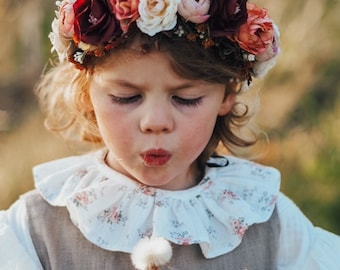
[26,190,280,270]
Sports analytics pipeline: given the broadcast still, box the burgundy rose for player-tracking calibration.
[73,0,122,46]
[209,0,248,37]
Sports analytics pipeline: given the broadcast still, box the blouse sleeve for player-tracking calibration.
[0,196,43,270]
[276,193,340,270]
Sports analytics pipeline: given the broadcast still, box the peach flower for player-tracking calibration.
[234,2,274,55]
[136,0,180,36]
[110,0,140,32]
[178,0,210,24]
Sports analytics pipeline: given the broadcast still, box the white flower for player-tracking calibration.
[131,237,173,270]
[49,18,72,62]
[136,0,180,36]
[73,51,86,64]
[49,1,78,63]
[252,56,278,78]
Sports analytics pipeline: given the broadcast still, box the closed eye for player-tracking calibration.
[172,96,202,107]
[110,94,142,105]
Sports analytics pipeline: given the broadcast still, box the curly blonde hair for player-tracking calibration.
[35,32,259,166]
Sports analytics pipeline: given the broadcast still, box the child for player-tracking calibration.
[0,0,339,269]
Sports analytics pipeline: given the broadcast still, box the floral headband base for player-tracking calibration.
[50,0,280,81]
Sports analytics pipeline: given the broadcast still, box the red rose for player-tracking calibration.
[73,0,122,46]
[209,0,248,37]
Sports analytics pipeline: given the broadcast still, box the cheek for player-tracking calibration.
[94,107,133,148]
[181,113,217,151]
[90,91,138,149]
[194,108,219,134]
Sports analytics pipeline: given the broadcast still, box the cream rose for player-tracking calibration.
[178,0,210,24]
[136,0,180,36]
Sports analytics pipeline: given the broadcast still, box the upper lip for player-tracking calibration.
[140,148,171,157]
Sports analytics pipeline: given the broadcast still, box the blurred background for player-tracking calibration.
[0,0,339,234]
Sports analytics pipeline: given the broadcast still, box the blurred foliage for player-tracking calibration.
[0,0,339,235]
[264,56,340,234]
[286,59,340,128]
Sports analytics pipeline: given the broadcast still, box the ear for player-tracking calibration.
[218,94,235,116]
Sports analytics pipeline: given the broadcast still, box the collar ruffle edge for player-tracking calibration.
[33,150,280,258]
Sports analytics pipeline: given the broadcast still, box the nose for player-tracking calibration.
[139,102,174,134]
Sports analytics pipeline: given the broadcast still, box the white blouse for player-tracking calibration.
[0,150,339,269]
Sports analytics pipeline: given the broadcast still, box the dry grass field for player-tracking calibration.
[1,0,340,233]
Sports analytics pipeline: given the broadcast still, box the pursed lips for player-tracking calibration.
[140,148,172,167]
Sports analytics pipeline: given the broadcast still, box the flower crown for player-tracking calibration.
[49,0,280,81]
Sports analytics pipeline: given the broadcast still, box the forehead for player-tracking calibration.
[92,50,190,88]
[93,47,181,80]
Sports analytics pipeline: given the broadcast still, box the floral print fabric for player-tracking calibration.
[33,150,280,258]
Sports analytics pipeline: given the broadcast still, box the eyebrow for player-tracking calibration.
[107,79,198,92]
[110,79,142,90]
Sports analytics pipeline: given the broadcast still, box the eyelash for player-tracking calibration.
[172,96,202,107]
[110,95,202,107]
[110,95,142,104]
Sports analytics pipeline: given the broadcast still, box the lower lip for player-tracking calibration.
[141,150,172,167]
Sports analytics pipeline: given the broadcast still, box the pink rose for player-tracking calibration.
[252,23,281,78]
[73,0,122,46]
[178,0,210,24]
[59,0,76,37]
[256,23,280,62]
[110,0,140,32]
[234,2,274,55]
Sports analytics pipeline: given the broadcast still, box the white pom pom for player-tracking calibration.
[131,237,173,270]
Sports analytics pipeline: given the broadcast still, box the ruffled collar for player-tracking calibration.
[33,149,280,258]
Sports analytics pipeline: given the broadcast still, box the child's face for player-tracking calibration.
[90,51,234,190]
